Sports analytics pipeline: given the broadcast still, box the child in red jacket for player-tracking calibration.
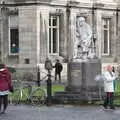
[0,64,12,114]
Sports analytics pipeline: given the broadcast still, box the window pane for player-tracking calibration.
[49,15,59,54]
[10,29,19,53]
[104,25,107,29]
[102,18,110,55]
[49,28,51,53]
[104,30,108,53]
[9,15,18,27]
[53,28,57,53]
[53,16,57,26]
[49,17,51,26]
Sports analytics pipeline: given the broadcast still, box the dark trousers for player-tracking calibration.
[0,95,8,112]
[55,72,61,83]
[103,92,114,108]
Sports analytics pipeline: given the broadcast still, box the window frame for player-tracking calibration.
[102,18,110,56]
[8,15,19,55]
[49,15,60,55]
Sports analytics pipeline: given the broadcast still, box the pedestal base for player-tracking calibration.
[66,59,103,100]
[54,59,105,102]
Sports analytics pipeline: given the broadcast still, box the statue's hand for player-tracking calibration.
[83,39,91,46]
[81,41,86,47]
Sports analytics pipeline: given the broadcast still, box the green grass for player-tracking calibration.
[114,100,120,106]
[114,82,120,105]
[52,85,65,95]
[9,83,120,106]
[115,82,120,92]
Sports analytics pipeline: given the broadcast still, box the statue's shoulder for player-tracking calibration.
[84,23,91,28]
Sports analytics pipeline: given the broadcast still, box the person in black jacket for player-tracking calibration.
[53,59,63,83]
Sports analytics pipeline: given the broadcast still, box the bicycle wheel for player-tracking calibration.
[20,86,30,102]
[10,86,30,104]
[30,87,46,105]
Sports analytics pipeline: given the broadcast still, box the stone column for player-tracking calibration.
[0,7,9,63]
[116,6,120,60]
[67,7,76,61]
[39,8,49,63]
[96,10,102,58]
[19,6,38,65]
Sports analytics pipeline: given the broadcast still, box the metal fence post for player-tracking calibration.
[46,71,52,106]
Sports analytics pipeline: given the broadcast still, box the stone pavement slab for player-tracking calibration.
[0,105,120,120]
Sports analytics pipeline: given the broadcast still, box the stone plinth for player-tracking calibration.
[54,59,105,102]
[65,59,103,100]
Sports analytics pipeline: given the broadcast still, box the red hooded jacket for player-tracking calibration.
[0,68,12,91]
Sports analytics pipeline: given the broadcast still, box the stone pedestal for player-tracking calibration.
[65,59,103,100]
[53,59,104,102]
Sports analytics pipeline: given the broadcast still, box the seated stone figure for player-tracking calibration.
[73,17,93,60]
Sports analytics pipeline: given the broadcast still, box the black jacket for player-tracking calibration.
[54,62,63,73]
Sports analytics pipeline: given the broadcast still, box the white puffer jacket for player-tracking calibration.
[103,71,116,92]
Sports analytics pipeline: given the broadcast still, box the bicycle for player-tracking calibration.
[9,80,33,104]
[9,72,52,106]
[28,85,47,105]
[29,71,54,105]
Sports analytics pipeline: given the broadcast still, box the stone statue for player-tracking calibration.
[73,17,93,60]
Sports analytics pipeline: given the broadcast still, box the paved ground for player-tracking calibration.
[0,104,120,120]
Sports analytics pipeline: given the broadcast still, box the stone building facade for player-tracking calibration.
[0,0,120,69]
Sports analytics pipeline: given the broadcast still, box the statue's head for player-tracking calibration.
[77,17,85,27]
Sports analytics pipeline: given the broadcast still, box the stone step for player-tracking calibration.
[53,91,104,102]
